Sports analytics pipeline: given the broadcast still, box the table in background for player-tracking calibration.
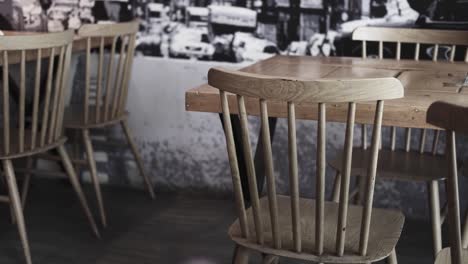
[185,55,468,201]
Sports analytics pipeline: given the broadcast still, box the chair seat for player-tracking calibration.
[329,148,447,182]
[435,247,468,263]
[0,129,66,159]
[63,104,128,129]
[228,195,404,263]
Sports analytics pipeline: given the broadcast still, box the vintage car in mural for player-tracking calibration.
[231,32,280,62]
[169,27,215,60]
[136,32,163,57]
[286,31,337,57]
[185,6,208,29]
[135,3,170,57]
[286,41,309,56]
[208,5,267,62]
[147,3,168,26]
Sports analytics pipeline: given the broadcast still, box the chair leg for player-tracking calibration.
[262,254,279,264]
[21,156,35,209]
[120,120,155,199]
[73,129,82,175]
[4,172,17,224]
[387,248,398,264]
[57,144,100,238]
[440,179,449,225]
[82,129,107,227]
[331,171,341,203]
[232,245,249,264]
[3,159,32,264]
[462,210,468,248]
[428,180,442,258]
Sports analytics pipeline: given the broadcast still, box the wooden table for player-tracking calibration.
[186,55,468,129]
[185,55,468,201]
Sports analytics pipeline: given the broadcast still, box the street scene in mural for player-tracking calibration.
[2,0,467,63]
[132,0,421,62]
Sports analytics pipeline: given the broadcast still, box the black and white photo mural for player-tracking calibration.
[112,0,422,61]
[2,0,468,62]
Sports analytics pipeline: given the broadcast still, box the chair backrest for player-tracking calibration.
[353,27,468,62]
[0,30,74,158]
[76,20,138,126]
[353,27,468,155]
[209,67,404,258]
[427,101,468,264]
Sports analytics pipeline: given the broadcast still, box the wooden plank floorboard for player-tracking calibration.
[0,179,438,264]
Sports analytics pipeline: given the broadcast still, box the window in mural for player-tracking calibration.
[1,0,468,63]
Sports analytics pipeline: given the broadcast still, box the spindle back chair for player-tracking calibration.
[0,30,100,264]
[209,67,405,263]
[329,27,468,259]
[0,31,73,158]
[57,21,154,227]
[68,21,138,128]
[353,27,468,62]
[427,101,468,264]
[353,27,468,152]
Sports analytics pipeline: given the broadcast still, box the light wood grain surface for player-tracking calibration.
[210,64,404,263]
[186,55,468,129]
[229,195,404,263]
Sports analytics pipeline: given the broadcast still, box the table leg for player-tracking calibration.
[219,114,278,204]
[254,117,278,196]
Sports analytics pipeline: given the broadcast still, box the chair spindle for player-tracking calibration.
[316,102,326,255]
[359,100,384,255]
[95,37,105,123]
[405,128,412,152]
[103,36,117,121]
[3,51,9,154]
[39,47,56,147]
[237,95,264,245]
[30,49,41,149]
[260,99,281,249]
[288,101,301,252]
[447,131,463,264]
[415,43,420,61]
[19,50,26,152]
[111,35,127,118]
[336,102,356,256]
[220,91,249,238]
[48,46,65,144]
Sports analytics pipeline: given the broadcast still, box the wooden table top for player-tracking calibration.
[185,55,468,129]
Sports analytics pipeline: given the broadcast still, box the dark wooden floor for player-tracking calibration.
[0,179,438,264]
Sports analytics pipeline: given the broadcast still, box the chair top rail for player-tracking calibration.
[208,67,404,103]
[78,20,139,38]
[0,30,74,50]
[353,27,468,45]
[427,101,468,133]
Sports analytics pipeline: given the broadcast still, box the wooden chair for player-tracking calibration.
[427,101,468,264]
[208,67,405,263]
[329,27,468,259]
[0,31,99,264]
[61,21,154,227]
